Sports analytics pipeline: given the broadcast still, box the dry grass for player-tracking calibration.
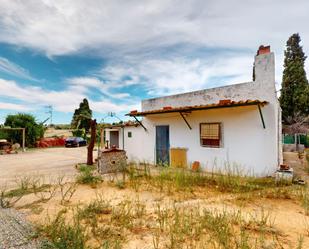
[5,163,309,248]
[124,164,292,198]
[76,164,103,187]
[38,198,285,249]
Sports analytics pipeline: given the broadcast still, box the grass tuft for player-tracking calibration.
[39,209,87,249]
[76,165,102,186]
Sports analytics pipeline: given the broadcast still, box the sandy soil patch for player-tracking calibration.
[0,147,96,188]
[3,151,309,248]
[11,174,309,249]
[44,128,73,138]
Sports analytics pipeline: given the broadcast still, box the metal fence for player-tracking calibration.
[283,134,309,147]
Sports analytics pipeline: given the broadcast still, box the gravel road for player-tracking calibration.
[0,147,97,248]
[0,147,92,188]
[0,208,39,249]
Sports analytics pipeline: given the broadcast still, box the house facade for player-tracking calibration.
[105,46,282,176]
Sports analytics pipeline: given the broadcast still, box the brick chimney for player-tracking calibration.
[257,45,270,55]
[254,45,274,83]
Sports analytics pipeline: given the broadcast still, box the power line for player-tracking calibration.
[100,112,122,123]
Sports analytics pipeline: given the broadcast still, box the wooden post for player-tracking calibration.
[22,128,26,152]
[87,119,97,165]
[100,128,104,149]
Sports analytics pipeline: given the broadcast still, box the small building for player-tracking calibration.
[103,121,140,150]
[105,46,282,176]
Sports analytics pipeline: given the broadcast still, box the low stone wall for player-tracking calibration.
[283,144,305,152]
[97,149,126,174]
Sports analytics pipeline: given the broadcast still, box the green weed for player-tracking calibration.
[56,176,77,205]
[40,210,88,249]
[299,186,309,215]
[77,197,112,220]
[76,165,102,186]
[151,205,282,249]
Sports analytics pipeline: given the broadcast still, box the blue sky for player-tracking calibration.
[0,0,309,124]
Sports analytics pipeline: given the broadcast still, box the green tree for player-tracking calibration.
[280,33,309,122]
[71,98,92,132]
[4,113,44,147]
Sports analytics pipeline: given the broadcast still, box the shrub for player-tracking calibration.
[77,198,112,220]
[0,188,23,208]
[3,113,44,147]
[40,210,87,249]
[76,165,102,186]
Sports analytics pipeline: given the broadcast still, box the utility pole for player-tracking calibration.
[45,105,53,126]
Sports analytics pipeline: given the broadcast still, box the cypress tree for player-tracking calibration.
[71,98,92,132]
[280,33,309,122]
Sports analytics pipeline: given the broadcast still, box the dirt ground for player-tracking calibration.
[18,176,309,249]
[14,151,309,248]
[2,150,309,248]
[0,147,96,188]
[284,151,309,182]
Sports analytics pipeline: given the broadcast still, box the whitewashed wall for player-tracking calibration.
[122,51,282,176]
[105,126,151,162]
[104,127,124,149]
[125,104,278,176]
[122,126,153,163]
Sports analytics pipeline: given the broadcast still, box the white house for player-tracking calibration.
[105,46,282,176]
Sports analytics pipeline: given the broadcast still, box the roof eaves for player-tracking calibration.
[127,100,268,117]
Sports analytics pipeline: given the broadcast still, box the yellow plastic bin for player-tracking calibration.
[170,147,188,168]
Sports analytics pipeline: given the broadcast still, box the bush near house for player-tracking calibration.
[3,113,44,147]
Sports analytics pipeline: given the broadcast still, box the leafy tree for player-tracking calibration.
[71,98,92,132]
[4,113,44,147]
[280,33,309,122]
[70,99,96,165]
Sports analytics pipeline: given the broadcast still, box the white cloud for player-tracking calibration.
[1,0,307,88]
[0,0,308,57]
[0,0,309,117]
[0,78,84,112]
[0,102,31,111]
[98,54,254,96]
[65,76,131,99]
[66,77,103,88]
[91,101,139,114]
[0,57,35,80]
[0,78,137,114]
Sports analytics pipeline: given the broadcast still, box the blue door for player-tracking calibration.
[156,126,170,165]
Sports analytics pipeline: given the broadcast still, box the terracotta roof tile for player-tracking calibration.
[127,99,268,116]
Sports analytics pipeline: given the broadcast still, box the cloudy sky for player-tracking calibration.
[0,0,308,124]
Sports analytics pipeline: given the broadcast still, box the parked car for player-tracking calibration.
[65,137,87,147]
